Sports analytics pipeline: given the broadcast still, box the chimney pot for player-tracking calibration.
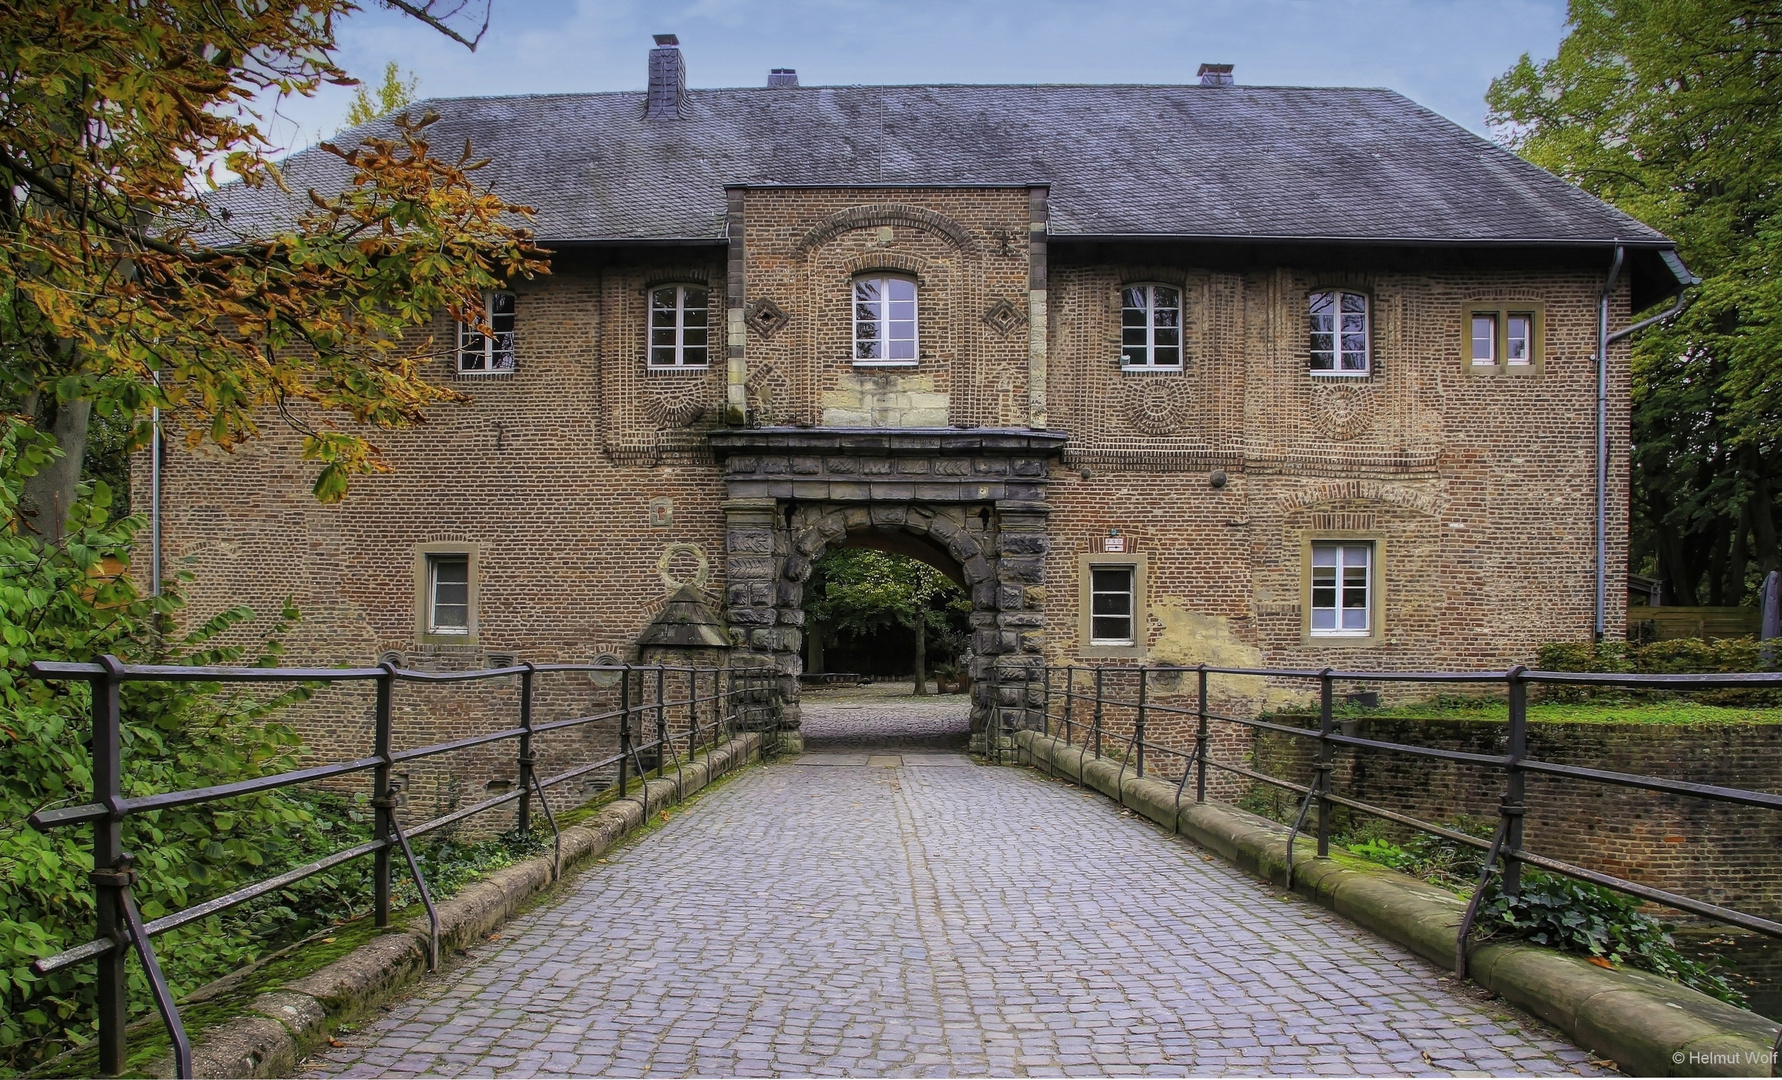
[1197,63,1234,87]
[768,68,798,88]
[646,34,687,119]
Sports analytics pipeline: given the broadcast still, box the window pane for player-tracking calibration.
[1507,314,1532,364]
[888,339,915,360]
[1153,347,1180,366]
[1091,616,1132,642]
[651,347,677,366]
[683,347,708,365]
[1122,286,1147,311]
[1312,608,1336,630]
[1472,315,1496,364]
[1309,291,1334,326]
[652,307,677,327]
[1122,346,1147,366]
[430,556,470,631]
[1091,567,1132,594]
[651,287,677,308]
[1123,327,1149,346]
[1122,307,1148,327]
[1153,286,1180,311]
[651,327,676,346]
[1092,591,1131,616]
[855,279,882,302]
[489,291,515,316]
[1312,545,1337,567]
[1340,292,1367,314]
[684,287,708,309]
[888,278,915,301]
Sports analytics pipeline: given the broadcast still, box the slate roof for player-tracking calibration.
[209,83,1668,248]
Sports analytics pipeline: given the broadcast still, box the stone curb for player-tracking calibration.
[163,733,765,1079]
[1012,730,1782,1078]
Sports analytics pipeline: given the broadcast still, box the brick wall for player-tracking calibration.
[1253,719,1782,919]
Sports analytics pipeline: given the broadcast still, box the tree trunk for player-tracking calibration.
[1749,448,1779,579]
[912,617,927,696]
[808,622,824,675]
[18,395,92,545]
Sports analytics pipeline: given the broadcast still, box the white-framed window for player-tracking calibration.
[853,275,918,364]
[1089,565,1136,645]
[458,291,516,374]
[649,284,710,368]
[1310,542,1372,636]
[427,553,471,635]
[1309,289,1369,375]
[1120,284,1183,369]
[1470,314,1497,367]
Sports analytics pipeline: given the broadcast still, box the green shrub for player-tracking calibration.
[1536,638,1780,706]
[1476,870,1746,1007]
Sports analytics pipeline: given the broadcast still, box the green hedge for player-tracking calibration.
[1536,638,1780,705]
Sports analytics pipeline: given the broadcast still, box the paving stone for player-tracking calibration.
[301,695,1608,1077]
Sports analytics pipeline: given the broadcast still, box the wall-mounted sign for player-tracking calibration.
[1102,535,1128,553]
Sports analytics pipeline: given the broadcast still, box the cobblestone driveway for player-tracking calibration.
[311,694,1603,1077]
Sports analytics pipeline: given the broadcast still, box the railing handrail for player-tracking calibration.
[1023,659,1782,987]
[22,657,756,1078]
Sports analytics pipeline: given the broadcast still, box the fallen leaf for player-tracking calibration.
[1587,956,1614,969]
[329,1039,345,1048]
[320,936,337,944]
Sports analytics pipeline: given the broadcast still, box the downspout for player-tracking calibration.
[1596,245,1624,643]
[150,372,161,597]
[1596,248,1694,642]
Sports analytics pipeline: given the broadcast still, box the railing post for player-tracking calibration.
[1135,666,1147,779]
[517,662,535,838]
[1504,665,1528,897]
[1195,664,1209,803]
[1317,668,1334,859]
[656,664,667,778]
[91,655,127,1076]
[1093,666,1105,759]
[618,666,631,799]
[373,661,395,928]
[1062,666,1074,746]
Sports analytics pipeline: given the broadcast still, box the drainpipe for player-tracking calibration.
[1596,245,1623,643]
[1596,246,1694,642]
[150,371,161,597]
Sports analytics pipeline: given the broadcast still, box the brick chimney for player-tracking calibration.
[768,68,799,88]
[1197,63,1234,87]
[646,34,687,119]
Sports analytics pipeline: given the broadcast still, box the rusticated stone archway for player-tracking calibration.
[711,428,1066,747]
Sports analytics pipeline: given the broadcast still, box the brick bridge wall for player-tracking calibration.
[1253,718,1782,919]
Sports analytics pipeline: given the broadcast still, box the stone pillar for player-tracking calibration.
[990,500,1050,748]
[722,498,799,722]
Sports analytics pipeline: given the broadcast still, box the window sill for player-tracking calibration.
[1119,364,1184,375]
[1465,363,1541,377]
[453,369,516,380]
[1304,632,1380,647]
[851,360,920,368]
[644,364,711,374]
[1079,642,1146,659]
[419,632,479,647]
[1308,370,1371,379]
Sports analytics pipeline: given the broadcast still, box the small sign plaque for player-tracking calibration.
[1102,535,1128,553]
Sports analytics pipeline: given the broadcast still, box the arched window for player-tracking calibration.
[1120,284,1182,369]
[853,275,918,364]
[649,284,710,368]
[1309,289,1370,374]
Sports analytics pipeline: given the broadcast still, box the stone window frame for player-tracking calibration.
[646,282,713,370]
[1300,533,1384,646]
[1077,551,1148,658]
[1307,287,1373,378]
[1119,282,1186,372]
[1463,300,1545,376]
[457,291,516,377]
[414,541,480,646]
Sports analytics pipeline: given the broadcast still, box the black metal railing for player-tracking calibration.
[1012,663,1782,978]
[24,657,765,1078]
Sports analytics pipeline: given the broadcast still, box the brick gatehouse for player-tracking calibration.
[169,38,1689,760]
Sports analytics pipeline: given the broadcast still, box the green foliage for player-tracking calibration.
[1486,1,1782,606]
[1536,638,1781,706]
[807,549,967,655]
[1477,870,1747,1007]
[343,62,419,128]
[1341,817,1494,893]
[0,417,336,1070]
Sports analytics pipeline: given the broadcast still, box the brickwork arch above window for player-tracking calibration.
[841,250,929,283]
[794,202,977,255]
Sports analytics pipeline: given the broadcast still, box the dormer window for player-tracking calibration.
[458,291,516,374]
[1309,290,1369,375]
[1120,284,1182,369]
[853,275,918,365]
[649,285,710,368]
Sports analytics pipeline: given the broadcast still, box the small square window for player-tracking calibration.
[1310,542,1372,636]
[427,554,470,635]
[1089,566,1135,645]
[1464,305,1542,374]
[458,291,516,374]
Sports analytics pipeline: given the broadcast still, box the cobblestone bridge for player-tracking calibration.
[311,686,1605,1077]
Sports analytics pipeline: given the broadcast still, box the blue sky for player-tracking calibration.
[262,0,1570,151]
